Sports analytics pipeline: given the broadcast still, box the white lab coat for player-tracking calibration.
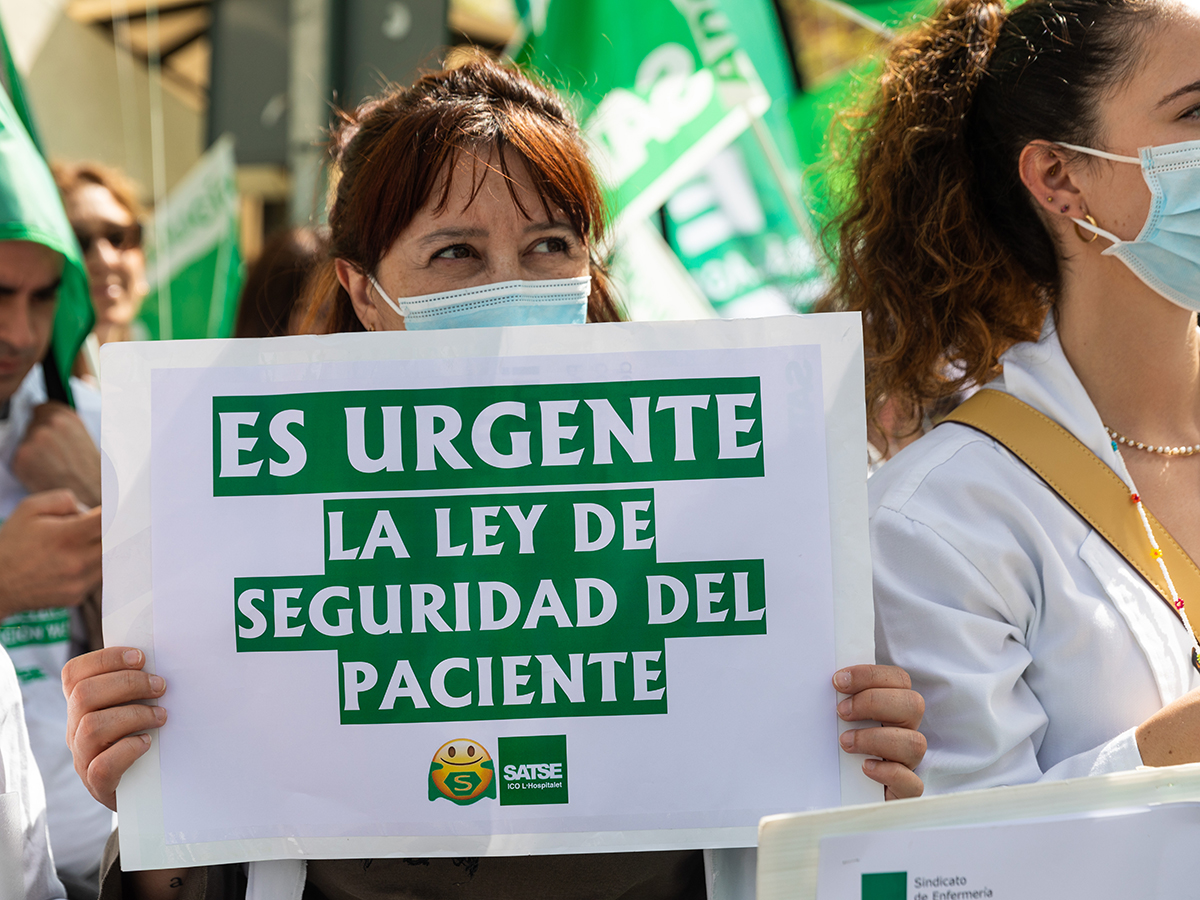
[0,643,65,900]
[870,316,1200,794]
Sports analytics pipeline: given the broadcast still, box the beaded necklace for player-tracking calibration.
[1109,436,1200,669]
[1106,426,1200,457]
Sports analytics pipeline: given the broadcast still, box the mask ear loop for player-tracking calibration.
[1053,141,1141,165]
[1051,143,1141,247]
[366,273,406,318]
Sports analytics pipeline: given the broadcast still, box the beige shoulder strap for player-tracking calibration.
[940,389,1200,620]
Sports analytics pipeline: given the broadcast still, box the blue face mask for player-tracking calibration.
[1058,139,1200,312]
[366,275,591,330]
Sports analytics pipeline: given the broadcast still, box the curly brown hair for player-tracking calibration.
[820,0,1162,430]
[299,52,621,334]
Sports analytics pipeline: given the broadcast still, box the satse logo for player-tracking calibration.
[427,738,496,805]
[497,734,569,806]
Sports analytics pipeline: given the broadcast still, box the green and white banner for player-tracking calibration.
[517,0,770,231]
[139,134,243,341]
[101,316,874,868]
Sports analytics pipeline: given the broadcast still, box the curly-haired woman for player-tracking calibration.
[825,0,1200,792]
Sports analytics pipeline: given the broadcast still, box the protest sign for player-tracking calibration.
[757,762,1200,900]
[101,314,875,870]
[818,804,1200,900]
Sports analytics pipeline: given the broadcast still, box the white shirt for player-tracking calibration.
[0,643,65,900]
[0,366,111,885]
[870,317,1200,793]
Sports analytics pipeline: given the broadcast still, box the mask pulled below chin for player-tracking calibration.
[367,275,591,330]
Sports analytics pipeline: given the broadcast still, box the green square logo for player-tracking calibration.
[497,735,568,806]
[862,872,906,900]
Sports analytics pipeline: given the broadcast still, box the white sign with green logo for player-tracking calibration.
[102,315,875,869]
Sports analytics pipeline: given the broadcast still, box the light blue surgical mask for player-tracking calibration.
[366,274,591,330]
[1058,139,1200,312]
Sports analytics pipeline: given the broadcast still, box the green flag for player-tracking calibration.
[516,0,770,230]
[0,11,40,153]
[139,134,243,341]
[658,0,828,315]
[0,9,91,404]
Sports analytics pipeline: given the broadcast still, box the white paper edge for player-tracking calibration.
[756,762,1200,900]
[101,313,875,870]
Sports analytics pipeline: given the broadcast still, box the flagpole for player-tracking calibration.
[747,116,829,276]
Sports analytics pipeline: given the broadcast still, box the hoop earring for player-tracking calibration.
[1074,214,1100,244]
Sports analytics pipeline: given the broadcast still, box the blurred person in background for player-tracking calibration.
[233,227,328,339]
[2,171,109,898]
[52,162,148,370]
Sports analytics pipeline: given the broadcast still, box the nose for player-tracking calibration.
[88,237,123,274]
[487,249,526,284]
[0,295,38,352]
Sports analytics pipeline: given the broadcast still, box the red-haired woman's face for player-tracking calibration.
[337,148,590,332]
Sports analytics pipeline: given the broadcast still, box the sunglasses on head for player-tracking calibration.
[74,222,143,255]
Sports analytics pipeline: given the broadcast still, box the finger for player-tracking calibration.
[73,704,166,779]
[68,668,166,722]
[837,687,925,729]
[833,664,912,694]
[863,759,924,800]
[86,732,154,811]
[839,725,927,770]
[59,506,103,544]
[62,648,146,700]
[19,489,82,518]
[66,666,165,748]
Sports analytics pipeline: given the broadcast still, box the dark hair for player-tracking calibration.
[235,228,328,338]
[302,53,620,334]
[821,0,1163,427]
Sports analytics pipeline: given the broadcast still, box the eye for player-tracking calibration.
[532,236,570,254]
[432,244,473,261]
[1183,103,1200,121]
[447,746,456,757]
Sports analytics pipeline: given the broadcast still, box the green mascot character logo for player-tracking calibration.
[428,739,496,805]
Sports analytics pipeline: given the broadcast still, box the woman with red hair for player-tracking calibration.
[61,55,924,900]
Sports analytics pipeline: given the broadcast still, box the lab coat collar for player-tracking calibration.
[989,312,1134,491]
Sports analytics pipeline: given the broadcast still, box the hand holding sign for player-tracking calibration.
[62,647,166,811]
[834,665,926,800]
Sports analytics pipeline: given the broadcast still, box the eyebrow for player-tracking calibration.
[417,227,488,246]
[524,219,572,233]
[416,220,575,247]
[1157,79,1200,108]
[0,277,62,297]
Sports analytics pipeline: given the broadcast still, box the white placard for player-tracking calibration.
[819,803,1200,899]
[101,315,875,870]
[757,762,1200,900]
